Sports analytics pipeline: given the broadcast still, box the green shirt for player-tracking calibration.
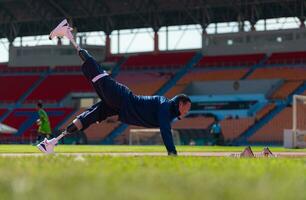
[38,109,51,134]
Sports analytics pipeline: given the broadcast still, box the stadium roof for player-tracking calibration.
[0,0,305,41]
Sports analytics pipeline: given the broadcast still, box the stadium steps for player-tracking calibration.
[240,54,269,80]
[234,81,306,145]
[101,52,203,144]
[155,52,203,95]
[0,71,50,123]
[16,71,50,105]
[110,56,128,78]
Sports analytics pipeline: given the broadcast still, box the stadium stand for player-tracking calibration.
[0,109,7,118]
[0,108,73,143]
[116,71,173,95]
[104,55,124,63]
[196,53,265,67]
[165,69,248,98]
[172,116,214,130]
[248,107,292,143]
[248,66,306,80]
[255,103,276,121]
[266,51,306,65]
[0,75,40,102]
[0,66,49,73]
[250,102,306,143]
[53,65,81,72]
[59,108,120,143]
[269,81,303,99]
[26,74,94,103]
[220,118,255,141]
[121,51,195,70]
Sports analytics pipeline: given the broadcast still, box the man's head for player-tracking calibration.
[36,101,43,110]
[172,94,191,119]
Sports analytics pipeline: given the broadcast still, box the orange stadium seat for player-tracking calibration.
[250,104,306,143]
[165,69,248,98]
[220,118,255,141]
[269,81,303,99]
[116,72,173,95]
[59,108,120,143]
[172,116,214,130]
[248,67,306,80]
[255,103,276,121]
[248,108,292,143]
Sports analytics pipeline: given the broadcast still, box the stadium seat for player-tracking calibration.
[196,53,265,67]
[172,116,214,130]
[255,103,276,121]
[266,51,306,65]
[269,81,303,99]
[121,51,195,70]
[26,74,94,103]
[59,108,120,143]
[0,108,73,143]
[165,69,248,98]
[248,67,306,80]
[220,118,255,141]
[0,75,40,102]
[116,71,173,95]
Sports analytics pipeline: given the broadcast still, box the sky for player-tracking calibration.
[0,17,303,63]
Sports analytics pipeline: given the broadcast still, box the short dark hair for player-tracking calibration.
[175,94,191,104]
[37,101,43,108]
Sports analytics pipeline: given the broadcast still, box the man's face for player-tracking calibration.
[178,101,191,118]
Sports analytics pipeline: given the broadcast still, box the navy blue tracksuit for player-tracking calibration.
[77,57,180,154]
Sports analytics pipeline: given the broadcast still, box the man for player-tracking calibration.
[37,19,191,155]
[210,119,223,145]
[36,101,52,142]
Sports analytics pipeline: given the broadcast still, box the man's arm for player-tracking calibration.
[158,104,177,155]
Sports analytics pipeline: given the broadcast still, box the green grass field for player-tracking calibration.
[0,145,306,153]
[0,145,305,200]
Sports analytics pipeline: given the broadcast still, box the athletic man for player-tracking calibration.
[36,101,52,142]
[37,19,191,155]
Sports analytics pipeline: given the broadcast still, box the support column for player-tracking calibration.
[154,31,159,53]
[201,27,208,49]
[166,26,168,50]
[299,18,305,28]
[105,34,111,56]
[250,20,256,31]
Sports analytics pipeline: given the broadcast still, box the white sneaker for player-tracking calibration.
[37,138,58,154]
[240,146,254,157]
[262,147,274,157]
[49,19,73,40]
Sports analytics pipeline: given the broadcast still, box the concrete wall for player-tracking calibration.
[9,45,105,67]
[202,28,306,55]
[184,79,283,96]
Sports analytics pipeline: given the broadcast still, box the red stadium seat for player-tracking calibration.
[266,51,306,65]
[0,75,40,102]
[196,53,265,67]
[26,74,94,102]
[121,51,195,70]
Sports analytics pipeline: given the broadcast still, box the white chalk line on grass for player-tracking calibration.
[0,152,306,157]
